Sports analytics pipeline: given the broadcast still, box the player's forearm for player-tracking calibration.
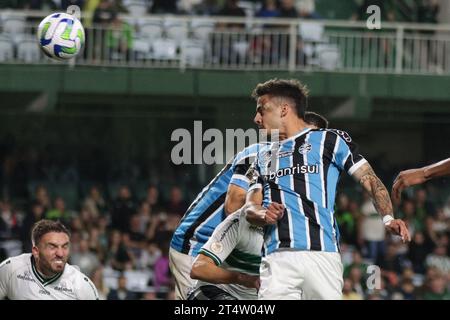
[244,204,266,226]
[424,158,450,180]
[190,261,240,285]
[356,165,394,218]
[224,193,246,215]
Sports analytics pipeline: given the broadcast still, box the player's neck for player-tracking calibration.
[284,117,308,139]
[33,257,60,279]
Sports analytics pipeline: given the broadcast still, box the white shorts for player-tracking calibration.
[168,248,196,300]
[258,250,343,300]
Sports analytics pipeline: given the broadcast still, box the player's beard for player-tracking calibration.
[38,253,67,276]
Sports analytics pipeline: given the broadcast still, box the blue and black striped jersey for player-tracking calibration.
[171,143,264,256]
[250,128,367,255]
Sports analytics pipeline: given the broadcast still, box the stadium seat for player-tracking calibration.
[2,15,26,41]
[138,19,163,40]
[16,35,41,63]
[124,0,149,17]
[299,21,325,43]
[190,18,215,42]
[164,18,189,45]
[132,36,152,60]
[317,43,341,70]
[0,34,14,62]
[181,40,205,67]
[151,38,178,60]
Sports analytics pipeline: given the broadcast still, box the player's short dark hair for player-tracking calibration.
[304,111,329,129]
[31,220,70,246]
[251,78,309,119]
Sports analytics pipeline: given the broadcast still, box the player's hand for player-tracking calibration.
[385,219,411,243]
[392,168,426,204]
[264,202,285,224]
[237,273,260,289]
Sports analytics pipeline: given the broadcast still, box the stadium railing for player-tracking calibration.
[1,9,450,75]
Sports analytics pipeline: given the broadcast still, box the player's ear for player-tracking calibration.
[31,245,39,259]
[280,104,289,117]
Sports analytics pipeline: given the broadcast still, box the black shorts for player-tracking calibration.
[187,285,238,300]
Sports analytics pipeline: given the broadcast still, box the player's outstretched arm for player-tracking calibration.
[352,162,411,243]
[190,254,260,289]
[392,157,450,203]
[224,184,247,216]
[244,189,284,226]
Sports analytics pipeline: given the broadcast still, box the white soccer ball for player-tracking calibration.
[37,12,85,60]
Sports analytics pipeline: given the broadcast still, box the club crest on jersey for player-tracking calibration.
[210,242,223,254]
[298,143,312,154]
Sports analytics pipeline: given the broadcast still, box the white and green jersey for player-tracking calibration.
[195,210,263,300]
[0,253,99,300]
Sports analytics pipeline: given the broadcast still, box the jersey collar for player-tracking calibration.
[30,256,63,286]
[279,127,312,144]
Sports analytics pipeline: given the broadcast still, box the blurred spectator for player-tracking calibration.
[61,0,85,10]
[342,278,363,300]
[344,250,368,279]
[91,266,109,300]
[93,0,117,25]
[19,202,45,252]
[279,0,299,18]
[24,0,57,9]
[398,199,422,236]
[107,273,138,300]
[179,0,203,13]
[336,194,357,245]
[152,241,172,292]
[378,243,405,276]
[33,185,51,212]
[135,201,152,235]
[417,0,440,24]
[423,275,450,300]
[408,231,428,274]
[414,188,436,220]
[106,15,134,61]
[256,0,280,18]
[150,0,179,14]
[399,279,417,300]
[165,186,188,217]
[110,185,137,233]
[342,279,363,300]
[107,230,134,271]
[347,265,365,298]
[295,0,321,19]
[0,200,20,241]
[136,241,161,270]
[83,185,107,219]
[144,185,163,214]
[425,244,450,275]
[45,196,72,224]
[216,0,246,32]
[193,0,221,15]
[70,238,101,277]
[359,191,385,263]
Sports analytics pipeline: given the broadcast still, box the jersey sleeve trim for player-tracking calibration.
[248,183,263,192]
[348,158,368,175]
[230,174,250,190]
[199,248,222,266]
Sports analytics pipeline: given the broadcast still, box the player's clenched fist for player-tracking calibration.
[264,202,285,224]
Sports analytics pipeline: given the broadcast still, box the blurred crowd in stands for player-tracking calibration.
[0,149,449,299]
[0,0,442,24]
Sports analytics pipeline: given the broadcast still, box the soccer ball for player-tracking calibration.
[37,13,85,60]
